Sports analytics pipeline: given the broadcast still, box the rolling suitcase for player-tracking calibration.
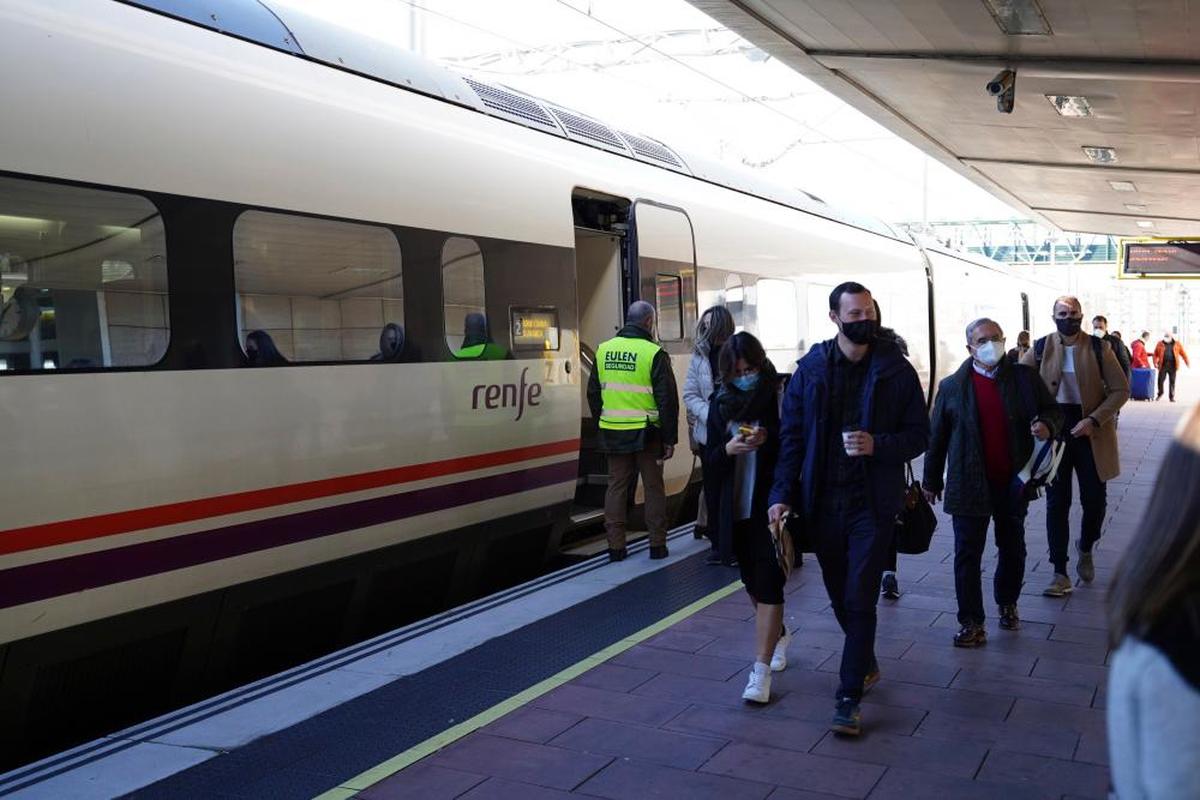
[1131,367,1155,401]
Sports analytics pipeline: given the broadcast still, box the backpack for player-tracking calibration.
[1034,334,1108,393]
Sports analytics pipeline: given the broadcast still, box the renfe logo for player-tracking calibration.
[472,367,543,421]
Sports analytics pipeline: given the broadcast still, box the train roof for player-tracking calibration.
[115,0,905,242]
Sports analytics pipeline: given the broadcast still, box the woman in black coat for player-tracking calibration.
[704,332,789,704]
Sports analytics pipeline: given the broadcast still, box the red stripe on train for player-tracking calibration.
[0,438,581,556]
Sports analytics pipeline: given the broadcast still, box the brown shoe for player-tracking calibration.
[953,623,987,648]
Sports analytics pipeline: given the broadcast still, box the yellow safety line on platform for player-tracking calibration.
[312,578,743,800]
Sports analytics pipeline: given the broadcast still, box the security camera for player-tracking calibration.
[986,69,1016,113]
[986,69,1015,96]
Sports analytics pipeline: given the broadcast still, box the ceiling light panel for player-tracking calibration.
[1136,220,1156,228]
[981,0,1053,35]
[1125,204,1148,212]
[1046,95,1092,117]
[1082,146,1117,163]
[1109,180,1137,192]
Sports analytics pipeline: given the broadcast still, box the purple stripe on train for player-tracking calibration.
[0,460,577,611]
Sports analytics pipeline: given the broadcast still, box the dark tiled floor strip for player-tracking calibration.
[122,548,737,799]
[364,395,1185,800]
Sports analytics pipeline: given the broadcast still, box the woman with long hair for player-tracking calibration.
[1106,405,1200,798]
[704,332,790,703]
[685,305,736,563]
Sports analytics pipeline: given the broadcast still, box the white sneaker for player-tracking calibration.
[742,662,771,704]
[770,626,791,672]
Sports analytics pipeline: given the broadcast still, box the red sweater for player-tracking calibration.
[971,370,1012,487]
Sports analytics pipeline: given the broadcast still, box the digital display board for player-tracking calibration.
[510,307,560,351]
[1122,240,1200,275]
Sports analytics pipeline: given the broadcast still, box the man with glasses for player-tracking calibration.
[923,319,1062,645]
[1021,297,1129,596]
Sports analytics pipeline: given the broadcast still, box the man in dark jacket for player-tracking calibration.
[587,301,679,561]
[768,282,929,737]
[923,318,1063,648]
[1093,315,1131,382]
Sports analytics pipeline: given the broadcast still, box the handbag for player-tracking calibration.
[768,518,796,581]
[894,462,937,555]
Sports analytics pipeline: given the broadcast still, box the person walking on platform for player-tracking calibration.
[768,282,929,736]
[1007,330,1031,366]
[1020,296,1129,596]
[1093,315,1131,383]
[588,301,679,562]
[874,299,908,601]
[684,305,735,564]
[1154,332,1189,402]
[1131,331,1152,369]
[703,332,788,703]
[923,318,1062,647]
[1106,403,1200,800]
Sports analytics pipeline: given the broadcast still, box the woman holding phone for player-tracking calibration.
[704,331,790,703]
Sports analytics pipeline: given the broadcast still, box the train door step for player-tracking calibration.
[561,530,649,558]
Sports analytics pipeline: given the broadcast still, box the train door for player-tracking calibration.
[570,192,631,522]
[630,200,698,496]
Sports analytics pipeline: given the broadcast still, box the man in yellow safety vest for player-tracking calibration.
[587,301,679,561]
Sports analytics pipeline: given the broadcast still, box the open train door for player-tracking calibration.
[569,191,632,524]
[629,200,698,498]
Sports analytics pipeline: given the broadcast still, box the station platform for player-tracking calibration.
[1,389,1190,800]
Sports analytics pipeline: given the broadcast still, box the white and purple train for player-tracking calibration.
[0,0,1059,765]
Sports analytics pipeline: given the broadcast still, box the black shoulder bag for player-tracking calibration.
[894,462,937,555]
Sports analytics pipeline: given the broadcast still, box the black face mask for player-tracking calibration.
[1055,317,1083,336]
[840,318,879,345]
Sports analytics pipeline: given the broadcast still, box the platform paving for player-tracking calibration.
[363,389,1190,800]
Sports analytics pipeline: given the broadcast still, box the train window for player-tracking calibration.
[0,175,168,372]
[655,273,683,341]
[232,211,403,364]
[442,237,498,358]
[757,278,799,352]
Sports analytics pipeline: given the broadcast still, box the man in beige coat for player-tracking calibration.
[1021,296,1129,596]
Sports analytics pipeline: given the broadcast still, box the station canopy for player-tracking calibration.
[689,0,1200,239]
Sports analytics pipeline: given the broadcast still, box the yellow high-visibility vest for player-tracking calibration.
[595,335,661,431]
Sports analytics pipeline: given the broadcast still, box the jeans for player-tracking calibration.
[953,487,1028,625]
[1046,404,1106,573]
[815,495,893,701]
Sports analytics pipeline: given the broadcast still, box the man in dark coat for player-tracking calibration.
[922,318,1063,647]
[768,282,929,736]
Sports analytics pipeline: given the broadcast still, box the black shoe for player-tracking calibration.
[693,525,708,540]
[705,552,722,566]
[999,604,1020,631]
[607,547,627,562]
[953,623,987,648]
[649,545,669,560]
[881,573,901,600]
[831,697,862,736]
[721,557,738,568]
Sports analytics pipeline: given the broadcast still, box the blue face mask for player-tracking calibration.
[732,373,759,391]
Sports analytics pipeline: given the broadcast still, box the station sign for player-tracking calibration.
[1121,238,1200,277]
[510,306,560,351]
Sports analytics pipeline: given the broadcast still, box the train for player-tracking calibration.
[0,0,1061,766]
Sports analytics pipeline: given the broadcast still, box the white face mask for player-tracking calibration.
[974,341,1004,367]
[1093,328,1105,338]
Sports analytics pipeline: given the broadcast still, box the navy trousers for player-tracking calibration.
[1046,404,1106,573]
[815,497,892,701]
[952,487,1028,625]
